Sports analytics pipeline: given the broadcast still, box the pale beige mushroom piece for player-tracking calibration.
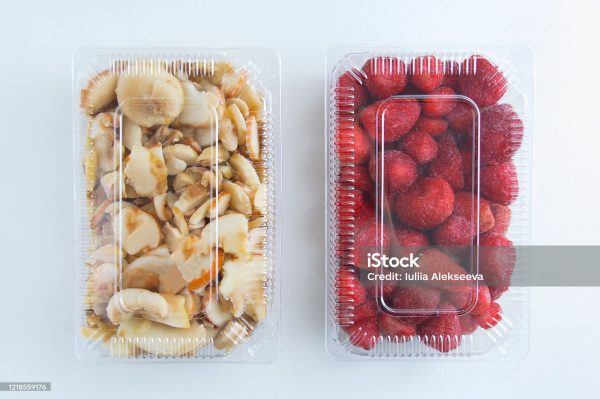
[172,81,217,128]
[200,169,222,191]
[218,257,266,318]
[162,222,185,252]
[194,79,226,115]
[245,115,260,161]
[201,61,234,86]
[253,183,267,215]
[88,262,119,316]
[158,263,187,294]
[122,116,143,151]
[124,144,168,197]
[115,319,206,356]
[221,68,248,98]
[90,112,123,173]
[197,213,250,259]
[197,144,230,167]
[163,144,199,175]
[248,227,266,255]
[221,180,252,215]
[225,98,249,118]
[228,153,260,190]
[239,82,264,113]
[169,236,222,289]
[112,207,161,255]
[81,70,119,115]
[180,288,200,319]
[202,291,233,327]
[226,103,247,145]
[116,67,184,128]
[171,207,189,236]
[89,244,124,267]
[248,217,265,229]
[126,245,170,275]
[194,126,217,147]
[189,192,231,225]
[153,193,172,221]
[122,268,160,291]
[173,183,210,215]
[220,164,234,180]
[218,118,238,152]
[100,171,125,200]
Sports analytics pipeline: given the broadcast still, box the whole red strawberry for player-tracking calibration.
[459,55,508,108]
[338,299,378,327]
[453,191,495,234]
[392,225,430,258]
[335,267,366,307]
[479,235,515,290]
[479,104,524,165]
[338,163,372,193]
[365,281,396,303]
[473,302,502,329]
[394,177,455,230]
[336,70,369,111]
[368,150,417,193]
[486,202,512,236]
[414,117,448,137]
[359,98,421,142]
[336,122,371,165]
[458,313,479,335]
[421,87,457,117]
[445,102,476,134]
[379,313,417,340]
[479,161,518,205]
[347,319,380,350]
[410,56,444,93]
[447,284,492,315]
[442,60,461,89]
[427,135,464,191]
[352,221,391,270]
[418,302,462,352]
[432,215,473,246]
[393,286,441,325]
[362,56,408,99]
[398,130,439,164]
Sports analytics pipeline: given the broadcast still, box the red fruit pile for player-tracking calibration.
[334,54,521,353]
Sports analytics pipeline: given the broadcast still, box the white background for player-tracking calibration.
[1,0,599,397]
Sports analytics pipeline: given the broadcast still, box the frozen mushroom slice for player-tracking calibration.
[81,70,119,115]
[153,193,172,221]
[116,67,184,128]
[90,112,123,173]
[197,144,230,167]
[221,68,249,98]
[126,245,170,275]
[245,115,260,161]
[229,153,261,190]
[253,183,267,215]
[87,262,119,316]
[202,291,233,327]
[173,81,218,128]
[226,103,247,145]
[200,169,222,191]
[174,183,210,215]
[124,144,168,197]
[197,213,250,259]
[218,118,238,152]
[218,256,266,319]
[221,180,252,215]
[121,116,143,151]
[226,98,249,118]
[112,207,161,255]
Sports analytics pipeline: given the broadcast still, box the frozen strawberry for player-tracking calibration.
[459,55,508,108]
[479,235,515,289]
[368,150,417,193]
[442,60,461,89]
[432,215,473,246]
[459,145,474,182]
[394,225,430,248]
[398,130,439,164]
[427,135,464,190]
[343,163,372,193]
[458,314,479,335]
[352,221,391,270]
[335,267,367,307]
[486,202,512,236]
[365,281,396,303]
[347,319,380,350]
[362,57,408,99]
[445,102,475,134]
[453,191,495,234]
[353,198,375,228]
[359,98,421,142]
[393,286,441,324]
[447,284,491,315]
[379,313,417,340]
[336,187,369,218]
[473,302,502,329]
[337,70,368,110]
[480,161,518,205]
[488,286,508,301]
[394,177,454,230]
[418,302,462,352]
[410,56,444,93]
[479,104,524,164]
[336,122,371,165]
[339,299,378,327]
[418,249,470,293]
[421,87,457,117]
[414,117,448,137]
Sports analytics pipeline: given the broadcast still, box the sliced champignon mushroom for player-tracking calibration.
[116,67,184,128]
[126,245,170,275]
[122,268,160,291]
[180,288,201,319]
[220,68,248,98]
[171,207,189,236]
[162,222,185,252]
[81,70,119,115]
[123,144,168,197]
[200,169,222,191]
[189,192,231,225]
[197,61,234,86]
[220,164,234,180]
[197,144,230,167]
[221,180,252,215]
[202,290,233,327]
[194,126,217,147]
[90,112,123,173]
[197,213,250,259]
[163,144,199,175]
[248,217,265,229]
[158,263,187,294]
[228,153,260,190]
[147,125,183,146]
[239,82,264,113]
[100,171,125,200]
[153,193,172,221]
[89,244,124,267]
[253,183,267,215]
[88,262,119,315]
[245,115,260,161]
[115,319,206,356]
[248,227,266,255]
[225,98,249,118]
[226,103,247,145]
[122,116,143,151]
[194,80,226,118]
[218,118,238,152]
[218,256,266,319]
[173,183,210,215]
[169,235,224,292]
[112,207,161,255]
[172,81,217,128]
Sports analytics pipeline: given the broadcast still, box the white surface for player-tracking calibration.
[0,0,599,397]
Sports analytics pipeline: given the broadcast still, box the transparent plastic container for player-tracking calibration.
[326,46,532,360]
[74,48,281,362]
